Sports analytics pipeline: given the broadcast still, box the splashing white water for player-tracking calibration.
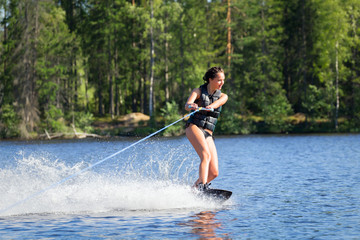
[0,151,225,216]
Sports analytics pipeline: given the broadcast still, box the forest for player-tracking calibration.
[1,0,360,139]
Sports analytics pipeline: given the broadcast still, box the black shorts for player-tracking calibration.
[185,122,214,140]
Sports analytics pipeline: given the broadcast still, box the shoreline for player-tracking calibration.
[1,131,359,142]
[1,112,359,141]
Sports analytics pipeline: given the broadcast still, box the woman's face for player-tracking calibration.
[210,72,225,90]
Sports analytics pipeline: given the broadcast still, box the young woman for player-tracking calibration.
[185,67,228,191]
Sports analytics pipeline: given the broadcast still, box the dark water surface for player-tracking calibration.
[0,134,359,239]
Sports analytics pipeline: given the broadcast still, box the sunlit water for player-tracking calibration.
[0,134,359,239]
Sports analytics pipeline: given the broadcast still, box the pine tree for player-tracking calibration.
[7,0,41,137]
[230,0,291,131]
[310,0,350,128]
[36,1,75,132]
[0,0,11,107]
[343,0,360,128]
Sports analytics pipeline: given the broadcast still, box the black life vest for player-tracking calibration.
[187,84,222,131]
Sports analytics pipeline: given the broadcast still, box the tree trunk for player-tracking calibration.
[108,1,114,118]
[226,0,231,73]
[98,72,103,115]
[108,34,114,118]
[149,0,155,117]
[301,0,308,122]
[85,68,89,111]
[180,13,185,100]
[164,10,169,102]
[73,51,78,111]
[143,59,148,114]
[350,11,358,119]
[0,2,7,106]
[260,1,266,76]
[335,41,339,129]
[3,2,7,75]
[24,0,39,133]
[139,61,144,113]
[114,34,119,116]
[132,67,137,112]
[115,82,119,116]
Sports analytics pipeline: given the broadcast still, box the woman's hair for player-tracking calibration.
[203,66,224,83]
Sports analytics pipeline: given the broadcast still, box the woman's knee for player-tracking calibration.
[200,151,211,163]
[209,169,219,178]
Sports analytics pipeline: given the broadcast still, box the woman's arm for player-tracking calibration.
[207,93,228,109]
[185,88,201,111]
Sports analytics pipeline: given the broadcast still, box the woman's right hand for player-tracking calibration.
[185,103,198,111]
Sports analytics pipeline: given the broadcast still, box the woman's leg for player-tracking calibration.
[186,124,211,186]
[205,136,219,183]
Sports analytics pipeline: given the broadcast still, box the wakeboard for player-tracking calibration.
[201,188,232,202]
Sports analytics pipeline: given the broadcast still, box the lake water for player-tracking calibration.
[0,134,359,239]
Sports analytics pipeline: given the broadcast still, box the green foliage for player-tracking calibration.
[74,111,94,133]
[302,84,332,119]
[0,104,20,138]
[258,83,293,132]
[160,101,182,136]
[217,111,256,135]
[43,105,66,132]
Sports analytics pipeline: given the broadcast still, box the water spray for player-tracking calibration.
[0,107,213,215]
